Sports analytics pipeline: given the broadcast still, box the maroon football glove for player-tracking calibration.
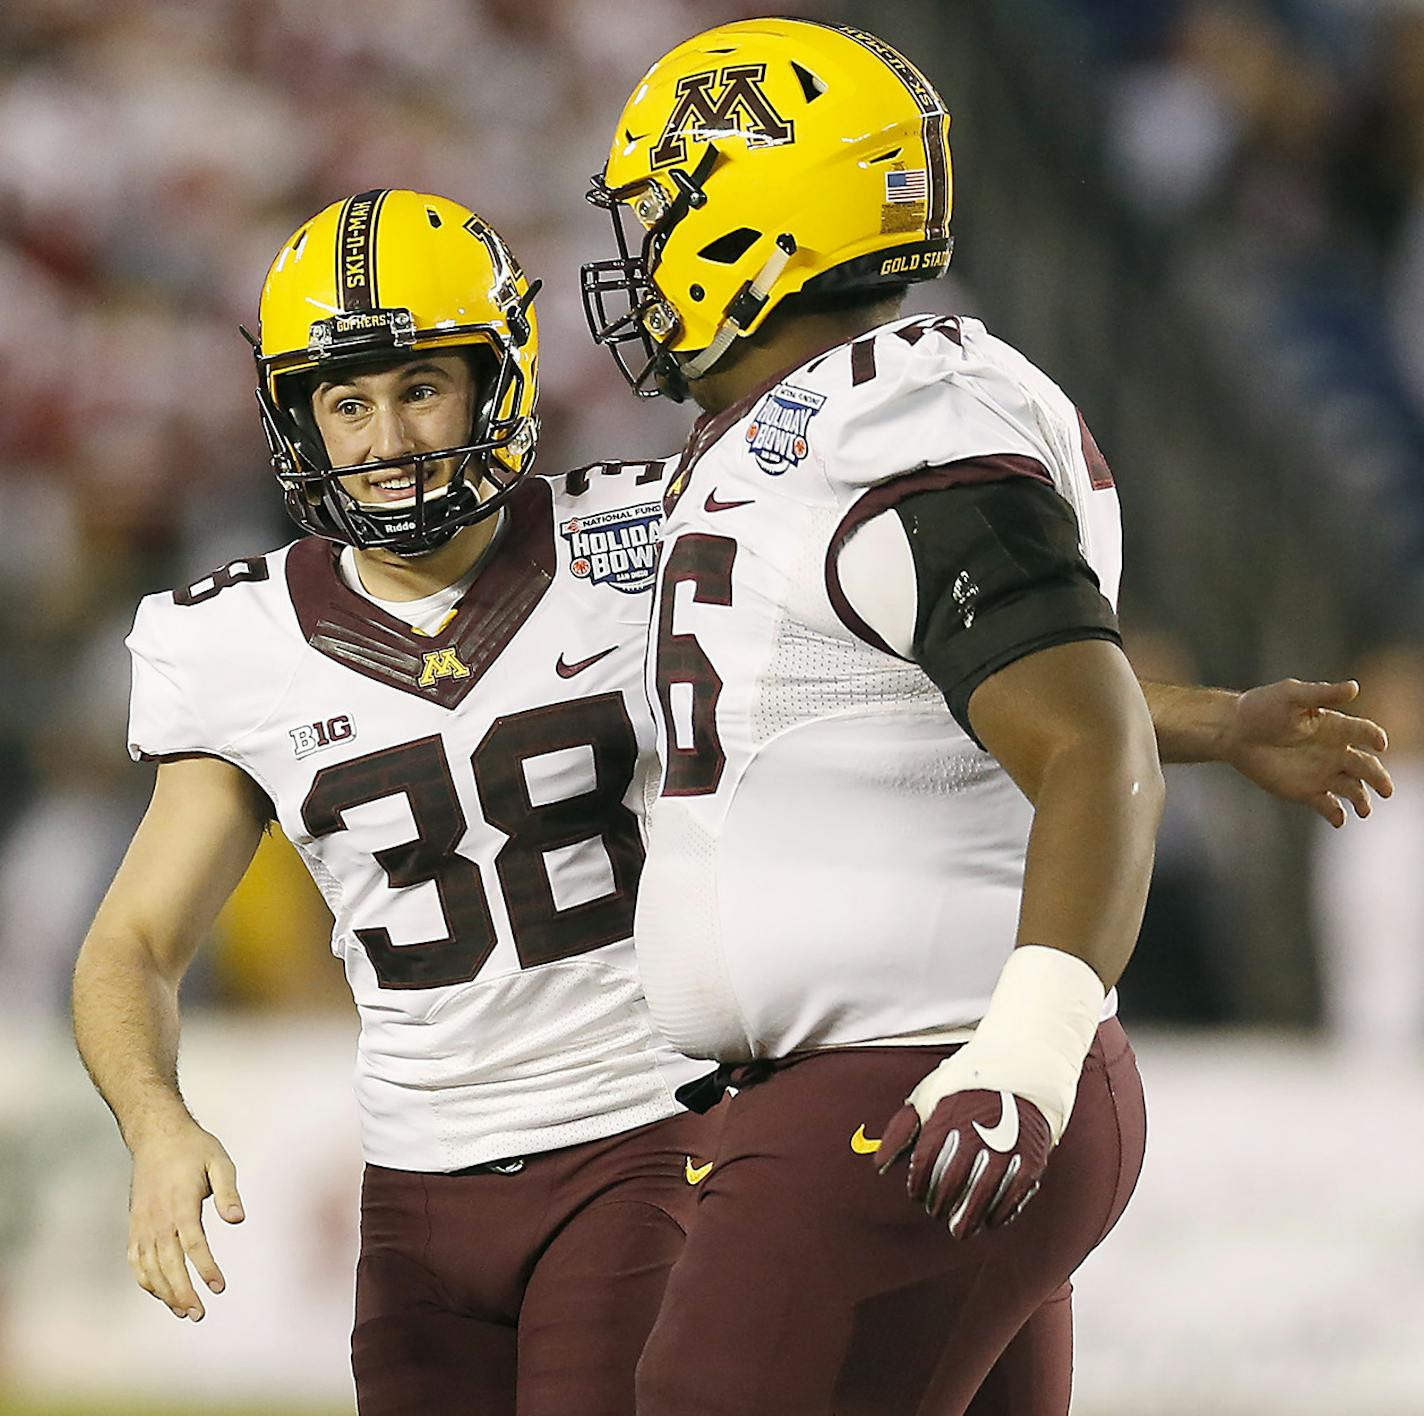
[875,1087,1053,1238]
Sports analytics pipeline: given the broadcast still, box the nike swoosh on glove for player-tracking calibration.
[869,947,1105,1238]
[876,1086,1053,1238]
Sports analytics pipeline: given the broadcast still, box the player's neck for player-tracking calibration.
[688,299,905,415]
[350,516,499,602]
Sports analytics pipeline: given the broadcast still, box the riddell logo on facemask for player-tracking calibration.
[651,64,794,168]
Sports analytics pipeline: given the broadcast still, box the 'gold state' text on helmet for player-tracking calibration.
[582,19,952,398]
[254,189,540,552]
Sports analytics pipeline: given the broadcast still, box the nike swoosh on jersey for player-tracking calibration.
[849,1125,882,1155]
[704,490,755,514]
[685,1157,714,1185]
[972,1091,1020,1152]
[555,646,618,679]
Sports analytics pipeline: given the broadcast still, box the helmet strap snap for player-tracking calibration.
[681,233,797,381]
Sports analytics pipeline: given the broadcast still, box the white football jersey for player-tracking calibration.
[638,313,1123,1062]
[127,464,706,1171]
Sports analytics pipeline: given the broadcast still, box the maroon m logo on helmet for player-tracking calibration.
[651,64,794,169]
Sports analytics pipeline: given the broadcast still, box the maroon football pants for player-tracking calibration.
[351,1106,721,1416]
[636,1020,1145,1416]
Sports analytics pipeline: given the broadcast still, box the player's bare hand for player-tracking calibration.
[1228,679,1393,828]
[127,1119,244,1322]
[873,1087,1053,1239]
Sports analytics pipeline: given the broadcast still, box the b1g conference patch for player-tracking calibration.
[745,383,826,475]
[561,501,662,593]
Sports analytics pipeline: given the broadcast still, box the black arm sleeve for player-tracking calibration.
[896,477,1121,742]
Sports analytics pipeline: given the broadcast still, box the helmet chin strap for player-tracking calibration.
[679,234,797,381]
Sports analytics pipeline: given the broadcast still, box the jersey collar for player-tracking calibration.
[284,476,556,708]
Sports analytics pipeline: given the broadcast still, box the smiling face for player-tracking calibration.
[309,351,480,507]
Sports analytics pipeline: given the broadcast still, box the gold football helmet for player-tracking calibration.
[254,189,540,551]
[582,19,952,399]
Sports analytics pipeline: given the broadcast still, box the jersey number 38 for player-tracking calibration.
[300,694,643,989]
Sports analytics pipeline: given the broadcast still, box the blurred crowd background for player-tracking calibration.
[0,1,1421,1413]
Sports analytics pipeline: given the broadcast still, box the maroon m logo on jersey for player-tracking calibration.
[651,65,794,169]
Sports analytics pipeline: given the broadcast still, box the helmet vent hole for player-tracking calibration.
[869,148,903,165]
[292,226,310,257]
[698,228,761,264]
[790,62,827,102]
[426,207,443,228]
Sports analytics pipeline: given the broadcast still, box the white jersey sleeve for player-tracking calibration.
[126,554,296,776]
[822,314,1122,612]
[832,314,1123,676]
[830,318,1053,482]
[127,595,211,761]
[834,511,918,658]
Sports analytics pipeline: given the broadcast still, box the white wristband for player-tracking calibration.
[907,945,1106,1145]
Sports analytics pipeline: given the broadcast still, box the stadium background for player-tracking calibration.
[1,0,1421,1412]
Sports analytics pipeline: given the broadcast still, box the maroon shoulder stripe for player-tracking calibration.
[825,455,1052,655]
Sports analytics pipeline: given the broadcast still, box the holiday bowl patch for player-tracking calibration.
[745,383,826,475]
[560,500,662,593]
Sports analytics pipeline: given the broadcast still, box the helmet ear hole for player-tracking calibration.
[790,61,827,102]
[699,228,762,264]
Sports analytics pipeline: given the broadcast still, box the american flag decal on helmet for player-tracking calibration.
[885,170,929,204]
[815,22,951,243]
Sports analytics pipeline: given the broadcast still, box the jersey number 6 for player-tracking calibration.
[655,533,736,797]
